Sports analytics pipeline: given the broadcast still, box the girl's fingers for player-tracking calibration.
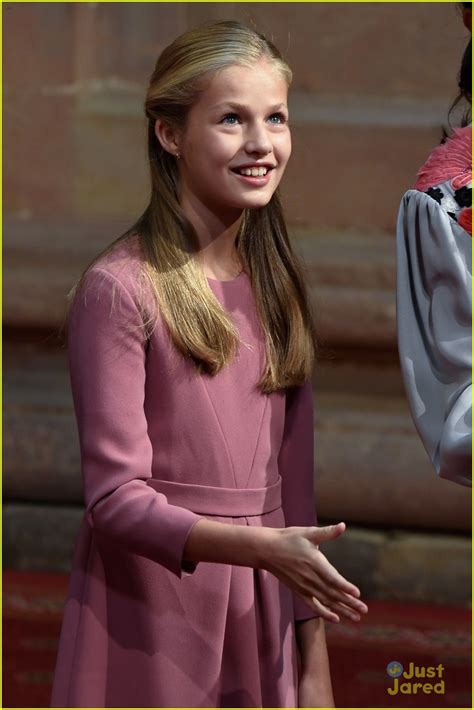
[307,523,346,546]
[306,574,367,615]
[338,590,368,614]
[311,555,362,598]
[307,596,340,624]
[328,600,364,622]
[311,592,362,622]
[319,585,368,614]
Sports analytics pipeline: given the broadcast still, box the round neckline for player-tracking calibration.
[206,270,245,284]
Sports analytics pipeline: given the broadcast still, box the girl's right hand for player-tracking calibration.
[261,522,368,623]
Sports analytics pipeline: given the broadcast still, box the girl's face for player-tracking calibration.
[175,59,291,218]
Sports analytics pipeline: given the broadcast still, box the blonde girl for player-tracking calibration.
[51,21,367,708]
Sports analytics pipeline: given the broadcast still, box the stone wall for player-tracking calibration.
[4,2,471,602]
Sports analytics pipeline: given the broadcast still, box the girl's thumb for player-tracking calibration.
[307,523,345,543]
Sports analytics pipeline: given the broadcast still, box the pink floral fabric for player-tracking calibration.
[414,126,472,237]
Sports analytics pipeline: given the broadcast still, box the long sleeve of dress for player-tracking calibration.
[68,266,204,577]
[279,379,319,621]
[396,190,472,487]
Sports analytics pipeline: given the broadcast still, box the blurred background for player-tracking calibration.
[3,2,471,708]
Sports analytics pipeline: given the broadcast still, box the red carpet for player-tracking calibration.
[3,570,471,708]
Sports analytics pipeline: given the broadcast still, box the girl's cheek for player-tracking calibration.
[274,145,291,167]
[274,130,291,148]
[215,135,237,150]
[280,145,292,166]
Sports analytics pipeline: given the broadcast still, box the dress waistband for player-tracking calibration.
[147,476,282,517]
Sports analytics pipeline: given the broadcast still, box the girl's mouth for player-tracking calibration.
[231,165,274,185]
[239,166,268,177]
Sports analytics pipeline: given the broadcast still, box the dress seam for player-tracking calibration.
[199,378,238,489]
[244,396,268,489]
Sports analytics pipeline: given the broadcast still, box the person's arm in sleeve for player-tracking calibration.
[278,381,367,623]
[278,382,337,707]
[278,380,320,622]
[396,190,472,487]
[68,266,204,577]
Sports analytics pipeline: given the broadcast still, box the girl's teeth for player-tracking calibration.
[240,167,268,177]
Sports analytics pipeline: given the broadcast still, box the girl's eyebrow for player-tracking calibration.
[211,101,288,112]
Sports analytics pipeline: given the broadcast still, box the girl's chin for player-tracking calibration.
[233,192,275,210]
[200,191,275,216]
[241,198,274,210]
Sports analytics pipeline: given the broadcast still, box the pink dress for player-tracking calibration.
[50,236,317,708]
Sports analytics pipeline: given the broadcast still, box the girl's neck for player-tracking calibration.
[180,191,244,279]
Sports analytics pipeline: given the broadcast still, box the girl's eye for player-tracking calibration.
[268,112,287,125]
[221,114,240,125]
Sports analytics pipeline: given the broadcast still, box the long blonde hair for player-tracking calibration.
[68,21,317,394]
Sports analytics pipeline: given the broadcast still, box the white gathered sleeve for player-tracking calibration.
[396,190,472,487]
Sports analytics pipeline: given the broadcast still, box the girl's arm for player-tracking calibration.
[275,379,367,622]
[295,617,335,708]
[183,517,364,620]
[68,266,204,579]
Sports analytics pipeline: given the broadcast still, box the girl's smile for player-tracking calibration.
[230,162,275,186]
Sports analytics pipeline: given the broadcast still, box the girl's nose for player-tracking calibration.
[244,126,272,156]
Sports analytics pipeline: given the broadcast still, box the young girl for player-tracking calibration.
[51,21,367,708]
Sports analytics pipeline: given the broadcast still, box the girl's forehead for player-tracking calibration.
[197,61,288,107]
[214,59,285,85]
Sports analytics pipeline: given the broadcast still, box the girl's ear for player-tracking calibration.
[154,120,181,157]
